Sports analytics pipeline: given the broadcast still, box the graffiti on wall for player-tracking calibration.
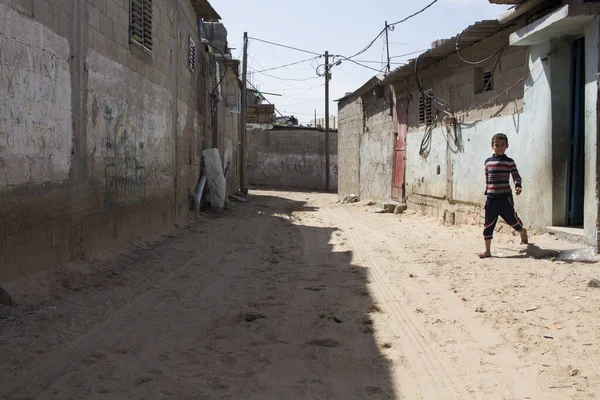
[102,104,146,209]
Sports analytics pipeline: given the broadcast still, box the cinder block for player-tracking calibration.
[89,4,100,30]
[100,12,113,38]
[106,0,120,22]
[92,28,107,55]
[95,0,108,14]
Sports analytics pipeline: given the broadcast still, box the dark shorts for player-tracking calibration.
[483,196,523,240]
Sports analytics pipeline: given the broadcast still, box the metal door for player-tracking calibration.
[392,98,408,201]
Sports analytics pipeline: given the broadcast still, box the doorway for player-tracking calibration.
[566,37,585,227]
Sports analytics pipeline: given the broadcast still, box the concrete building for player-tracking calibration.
[0,0,241,282]
[338,0,600,246]
[247,126,338,191]
[337,76,394,200]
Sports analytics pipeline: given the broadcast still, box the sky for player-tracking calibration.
[210,0,511,125]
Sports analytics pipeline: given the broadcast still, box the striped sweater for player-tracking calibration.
[484,154,522,197]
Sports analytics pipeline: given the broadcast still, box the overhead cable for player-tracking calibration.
[456,26,510,65]
[248,37,322,56]
[253,56,320,73]
[249,68,322,82]
[389,0,439,26]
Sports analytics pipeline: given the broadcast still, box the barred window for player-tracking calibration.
[130,0,153,52]
[188,36,196,73]
[419,90,433,125]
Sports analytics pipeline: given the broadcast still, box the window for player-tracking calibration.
[482,71,493,92]
[475,68,493,93]
[130,0,153,52]
[188,36,196,73]
[419,90,433,125]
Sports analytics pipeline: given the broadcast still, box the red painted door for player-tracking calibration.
[392,98,407,201]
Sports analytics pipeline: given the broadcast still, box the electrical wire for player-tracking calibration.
[456,26,510,65]
[330,56,386,73]
[249,69,322,82]
[457,60,546,119]
[205,42,228,97]
[347,27,387,60]
[248,36,322,56]
[415,52,453,115]
[465,46,505,112]
[253,56,320,73]
[390,0,439,26]
[390,49,429,60]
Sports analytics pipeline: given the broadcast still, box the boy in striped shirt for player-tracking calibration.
[479,133,528,258]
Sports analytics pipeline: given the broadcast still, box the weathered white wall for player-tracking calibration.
[87,49,174,208]
[405,41,555,233]
[406,127,448,199]
[0,4,72,187]
[584,19,598,241]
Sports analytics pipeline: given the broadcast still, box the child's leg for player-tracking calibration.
[500,196,528,244]
[480,199,499,258]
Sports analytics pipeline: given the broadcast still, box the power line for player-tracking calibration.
[389,49,429,60]
[249,68,322,82]
[253,56,319,73]
[248,36,322,56]
[353,59,406,65]
[389,0,439,26]
[341,0,439,61]
[347,27,387,60]
[332,56,386,73]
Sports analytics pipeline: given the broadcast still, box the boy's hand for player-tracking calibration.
[515,187,522,196]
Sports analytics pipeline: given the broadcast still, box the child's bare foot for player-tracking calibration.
[520,229,528,244]
[478,252,492,259]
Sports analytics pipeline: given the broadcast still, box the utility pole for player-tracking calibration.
[240,32,248,194]
[385,21,391,74]
[324,51,330,192]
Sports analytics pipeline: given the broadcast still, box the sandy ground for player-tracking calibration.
[0,189,599,399]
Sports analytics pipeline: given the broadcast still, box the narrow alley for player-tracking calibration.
[1,190,598,399]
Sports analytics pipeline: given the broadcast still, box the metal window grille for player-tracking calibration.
[188,36,196,73]
[419,90,433,125]
[483,71,493,92]
[130,0,153,52]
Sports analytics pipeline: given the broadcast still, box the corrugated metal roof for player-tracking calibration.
[381,19,513,85]
[190,0,221,20]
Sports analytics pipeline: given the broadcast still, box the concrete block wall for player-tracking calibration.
[247,128,338,191]
[220,65,241,196]
[360,89,394,200]
[0,0,75,280]
[337,96,362,199]
[0,0,224,282]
